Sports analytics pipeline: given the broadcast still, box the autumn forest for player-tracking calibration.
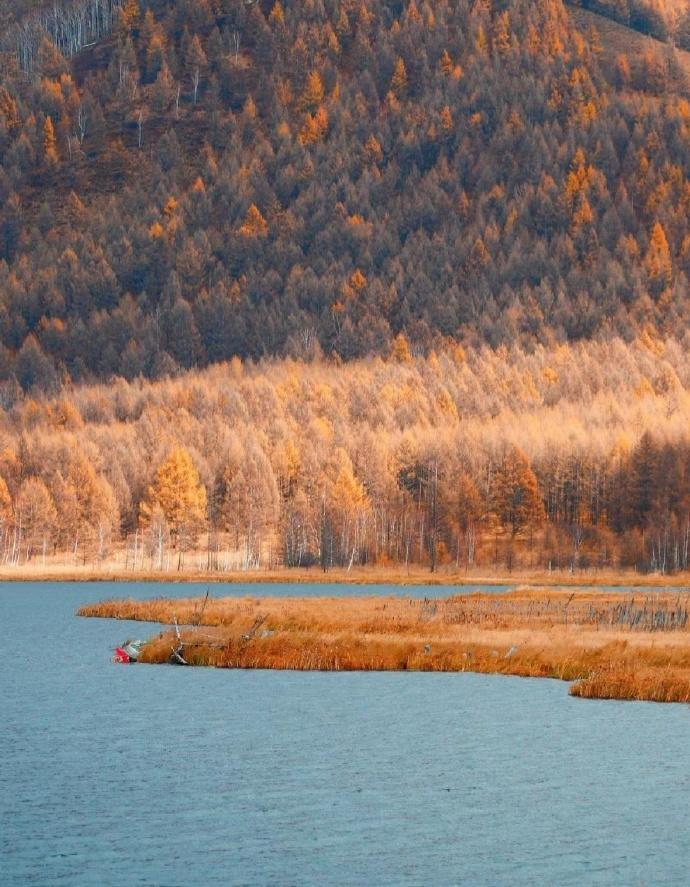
[2,0,690,380]
[3,0,690,575]
[0,334,688,575]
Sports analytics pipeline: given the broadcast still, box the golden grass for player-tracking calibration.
[570,667,690,703]
[7,558,690,587]
[79,590,690,703]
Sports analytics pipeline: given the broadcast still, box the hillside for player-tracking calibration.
[571,4,690,81]
[1,335,690,575]
[2,0,690,388]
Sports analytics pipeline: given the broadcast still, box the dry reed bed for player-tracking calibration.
[6,559,690,587]
[78,590,690,703]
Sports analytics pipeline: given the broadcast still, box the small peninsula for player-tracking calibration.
[79,588,690,704]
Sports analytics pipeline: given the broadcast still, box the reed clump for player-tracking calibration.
[570,668,690,703]
[78,589,690,702]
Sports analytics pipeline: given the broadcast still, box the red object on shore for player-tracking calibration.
[113,647,130,664]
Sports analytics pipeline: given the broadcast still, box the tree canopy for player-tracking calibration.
[0,0,689,387]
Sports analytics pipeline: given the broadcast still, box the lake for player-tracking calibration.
[2,581,689,886]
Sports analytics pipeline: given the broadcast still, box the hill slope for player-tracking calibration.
[571,4,690,80]
[2,0,690,387]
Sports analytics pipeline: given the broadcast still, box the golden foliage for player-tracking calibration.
[238,204,268,237]
[349,268,367,291]
[439,50,453,76]
[364,134,383,164]
[391,58,408,94]
[492,11,511,54]
[6,336,690,571]
[299,107,328,145]
[268,1,284,26]
[390,332,413,363]
[140,446,207,543]
[121,0,140,28]
[645,222,673,289]
[491,447,545,537]
[43,116,57,164]
[301,71,325,112]
[0,87,18,130]
[440,105,453,133]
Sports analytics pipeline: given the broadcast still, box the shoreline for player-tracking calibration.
[79,590,690,703]
[3,564,690,588]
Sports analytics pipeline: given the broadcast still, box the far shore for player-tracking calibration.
[79,589,690,704]
[2,561,690,588]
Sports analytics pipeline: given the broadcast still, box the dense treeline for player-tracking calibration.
[2,0,690,385]
[1,336,690,574]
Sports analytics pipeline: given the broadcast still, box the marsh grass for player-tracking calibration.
[78,590,690,702]
[10,560,690,587]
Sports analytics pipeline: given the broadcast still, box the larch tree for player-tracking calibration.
[37,38,68,79]
[439,49,453,76]
[491,447,545,540]
[390,332,413,363]
[238,204,269,238]
[43,116,58,165]
[120,0,141,31]
[645,222,672,295]
[140,446,207,550]
[50,451,119,560]
[446,472,482,567]
[15,476,57,560]
[440,105,453,134]
[0,476,13,551]
[152,63,175,112]
[269,2,285,26]
[391,58,408,95]
[492,11,511,55]
[217,444,280,567]
[630,431,658,527]
[328,453,371,568]
[0,476,10,516]
[0,87,19,131]
[301,71,325,112]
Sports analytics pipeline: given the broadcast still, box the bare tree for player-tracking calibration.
[77,104,88,143]
[232,30,241,64]
[12,0,125,73]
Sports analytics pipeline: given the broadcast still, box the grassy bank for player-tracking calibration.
[6,560,690,587]
[79,589,690,703]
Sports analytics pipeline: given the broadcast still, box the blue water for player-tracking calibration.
[2,582,690,886]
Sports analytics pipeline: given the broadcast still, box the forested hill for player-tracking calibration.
[2,0,690,389]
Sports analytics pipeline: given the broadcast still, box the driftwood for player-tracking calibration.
[169,595,223,663]
[170,616,187,665]
[241,614,266,642]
